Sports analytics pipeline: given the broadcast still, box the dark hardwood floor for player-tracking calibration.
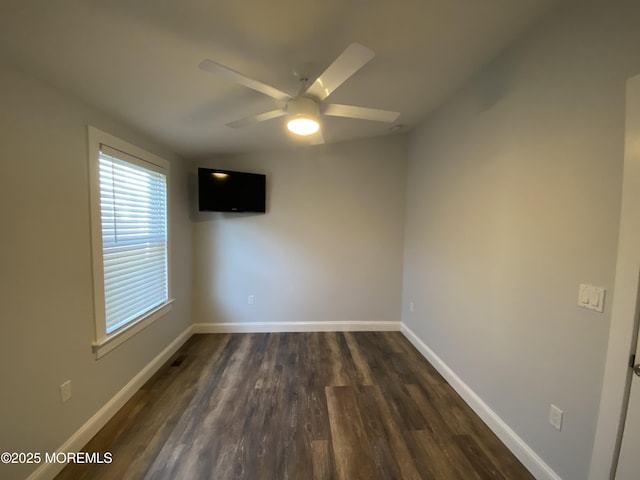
[55,332,534,479]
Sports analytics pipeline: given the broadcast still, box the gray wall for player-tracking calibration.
[0,63,192,480]
[192,135,408,328]
[401,1,640,479]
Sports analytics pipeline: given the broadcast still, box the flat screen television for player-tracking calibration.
[198,168,266,213]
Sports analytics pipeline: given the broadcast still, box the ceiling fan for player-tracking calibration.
[198,43,400,141]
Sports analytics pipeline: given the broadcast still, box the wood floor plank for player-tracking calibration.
[413,428,494,480]
[325,386,380,480]
[298,385,331,440]
[311,439,336,480]
[405,383,458,443]
[343,332,375,385]
[253,332,280,389]
[404,430,452,480]
[354,333,429,431]
[367,385,423,480]
[454,434,506,480]
[323,333,352,387]
[469,428,534,480]
[385,331,417,354]
[369,436,403,479]
[55,332,535,480]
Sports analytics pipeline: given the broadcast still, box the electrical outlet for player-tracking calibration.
[248,294,255,305]
[60,380,72,403]
[409,301,414,313]
[549,404,563,431]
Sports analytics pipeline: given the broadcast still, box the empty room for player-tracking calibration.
[2,0,640,479]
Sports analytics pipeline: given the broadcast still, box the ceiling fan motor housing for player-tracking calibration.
[287,96,319,119]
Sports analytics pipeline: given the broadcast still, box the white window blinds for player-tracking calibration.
[98,145,168,334]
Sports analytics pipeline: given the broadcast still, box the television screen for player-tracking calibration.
[198,168,266,213]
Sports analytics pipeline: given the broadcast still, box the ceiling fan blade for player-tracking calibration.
[199,59,292,101]
[323,103,400,123]
[304,43,375,101]
[226,109,286,129]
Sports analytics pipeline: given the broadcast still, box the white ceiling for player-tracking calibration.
[0,0,563,158]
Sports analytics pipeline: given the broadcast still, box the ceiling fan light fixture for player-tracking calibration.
[286,97,320,136]
[287,118,319,136]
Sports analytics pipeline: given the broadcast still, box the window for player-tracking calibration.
[88,127,173,358]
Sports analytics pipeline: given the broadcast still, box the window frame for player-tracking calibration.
[88,126,174,359]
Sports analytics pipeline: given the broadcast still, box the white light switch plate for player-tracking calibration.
[578,284,605,313]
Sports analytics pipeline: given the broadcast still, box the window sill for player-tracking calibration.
[92,299,175,359]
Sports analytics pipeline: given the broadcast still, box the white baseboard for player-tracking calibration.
[193,320,401,334]
[27,325,193,480]
[401,323,561,480]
